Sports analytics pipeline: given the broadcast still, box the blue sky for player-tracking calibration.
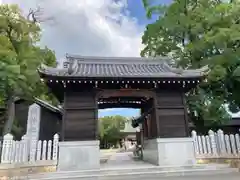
[127,0,172,25]
[98,0,172,118]
[1,0,171,118]
[99,108,141,118]
[3,0,239,118]
[99,1,151,118]
[98,0,240,118]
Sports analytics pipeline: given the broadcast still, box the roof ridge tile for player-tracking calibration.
[38,55,208,78]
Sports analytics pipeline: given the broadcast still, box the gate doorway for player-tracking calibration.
[98,95,152,165]
[98,106,143,167]
[98,107,140,150]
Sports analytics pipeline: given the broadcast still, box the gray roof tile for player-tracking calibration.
[38,55,208,79]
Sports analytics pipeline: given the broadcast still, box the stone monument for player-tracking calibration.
[26,103,41,161]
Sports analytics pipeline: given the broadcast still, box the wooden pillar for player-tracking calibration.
[143,116,148,138]
[63,91,98,141]
[154,91,188,138]
[149,109,158,138]
[136,131,141,145]
[143,98,158,139]
[140,106,148,138]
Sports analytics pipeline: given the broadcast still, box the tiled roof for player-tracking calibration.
[38,55,208,79]
[34,98,62,114]
[14,97,62,114]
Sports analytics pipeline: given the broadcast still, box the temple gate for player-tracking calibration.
[38,55,207,171]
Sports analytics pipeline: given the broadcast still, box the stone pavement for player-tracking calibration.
[170,173,240,180]
[104,173,240,180]
[27,152,240,180]
[107,152,133,163]
[101,151,152,169]
[98,152,240,180]
[103,152,141,165]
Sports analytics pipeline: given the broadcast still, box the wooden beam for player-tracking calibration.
[97,89,155,98]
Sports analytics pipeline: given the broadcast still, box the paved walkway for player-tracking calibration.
[101,152,154,169]
[99,152,240,180]
[114,173,240,180]
[27,152,240,180]
[107,152,134,164]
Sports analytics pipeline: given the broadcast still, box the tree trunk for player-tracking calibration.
[3,95,15,136]
[191,115,205,134]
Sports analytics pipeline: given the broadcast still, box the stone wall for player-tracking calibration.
[143,138,196,167]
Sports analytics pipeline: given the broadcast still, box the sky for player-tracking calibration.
[0,0,163,118]
[1,0,239,118]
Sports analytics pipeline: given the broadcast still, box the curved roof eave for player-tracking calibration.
[37,55,209,79]
[38,65,208,79]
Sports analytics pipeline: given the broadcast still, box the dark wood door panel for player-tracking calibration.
[64,130,95,141]
[65,110,96,120]
[158,116,186,126]
[159,126,187,137]
[157,108,185,116]
[63,91,98,141]
[65,120,96,129]
[65,91,96,109]
[156,92,183,107]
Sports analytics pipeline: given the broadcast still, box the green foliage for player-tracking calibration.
[99,115,127,148]
[0,4,56,98]
[0,4,57,134]
[141,0,240,126]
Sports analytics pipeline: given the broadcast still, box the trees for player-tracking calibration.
[99,115,127,149]
[0,4,57,135]
[141,0,240,128]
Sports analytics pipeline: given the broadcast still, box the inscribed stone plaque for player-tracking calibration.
[26,103,41,161]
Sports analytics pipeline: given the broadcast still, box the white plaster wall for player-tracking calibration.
[58,141,100,171]
[142,139,159,165]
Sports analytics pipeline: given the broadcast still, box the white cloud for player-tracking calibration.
[99,108,116,112]
[2,0,144,117]
[2,0,144,61]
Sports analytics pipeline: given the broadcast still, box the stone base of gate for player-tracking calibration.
[143,138,196,167]
[57,140,100,171]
